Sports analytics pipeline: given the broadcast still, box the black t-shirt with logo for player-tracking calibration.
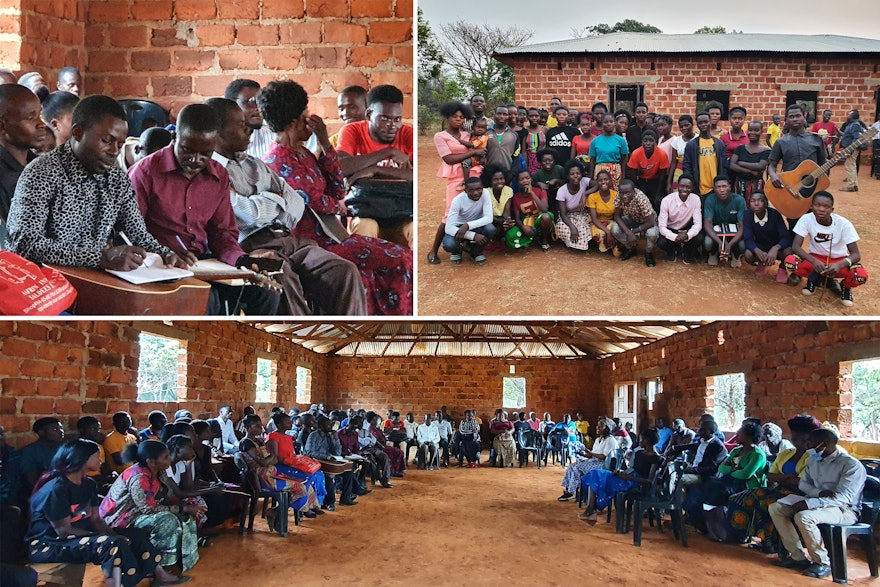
[545,126,580,166]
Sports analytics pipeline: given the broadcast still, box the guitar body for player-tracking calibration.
[765,160,831,218]
[47,265,211,315]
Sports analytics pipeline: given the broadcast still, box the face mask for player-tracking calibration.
[806,445,826,461]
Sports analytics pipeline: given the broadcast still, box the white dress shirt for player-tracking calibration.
[800,448,866,512]
[218,417,238,453]
[417,422,441,444]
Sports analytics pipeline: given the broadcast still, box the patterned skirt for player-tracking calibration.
[590,218,615,252]
[556,210,592,250]
[132,510,199,572]
[726,486,793,545]
[561,457,604,494]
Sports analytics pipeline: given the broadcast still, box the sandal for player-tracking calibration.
[449,254,462,264]
[426,252,441,264]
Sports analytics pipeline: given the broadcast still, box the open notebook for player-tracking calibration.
[105,253,194,285]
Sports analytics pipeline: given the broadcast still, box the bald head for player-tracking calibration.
[0,69,16,84]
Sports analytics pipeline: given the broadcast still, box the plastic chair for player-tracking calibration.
[631,460,688,547]
[517,429,543,468]
[545,429,569,466]
[117,99,168,137]
[861,459,880,479]
[817,476,880,584]
[233,452,293,537]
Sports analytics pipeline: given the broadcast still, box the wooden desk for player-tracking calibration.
[47,265,211,315]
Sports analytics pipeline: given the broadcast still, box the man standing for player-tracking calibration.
[838,110,868,192]
[128,103,279,315]
[462,94,489,133]
[811,109,839,156]
[485,105,520,171]
[217,405,238,454]
[625,102,653,154]
[7,95,182,271]
[0,84,46,243]
[768,104,827,213]
[55,67,82,96]
[224,79,274,160]
[682,112,725,197]
[768,427,866,579]
[337,84,413,249]
[206,97,366,315]
[702,176,746,267]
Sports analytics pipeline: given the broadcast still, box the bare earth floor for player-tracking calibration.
[417,135,880,316]
[84,460,876,586]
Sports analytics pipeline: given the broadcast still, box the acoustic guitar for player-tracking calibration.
[765,121,880,218]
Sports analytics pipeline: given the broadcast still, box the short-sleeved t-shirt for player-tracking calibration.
[337,120,414,163]
[793,213,859,259]
[104,430,138,474]
[27,475,99,541]
[512,187,548,218]
[767,123,782,147]
[703,193,747,226]
[627,147,670,180]
[487,186,513,217]
[19,441,62,478]
[588,134,629,164]
[545,126,579,165]
[586,191,617,224]
[532,166,565,186]
[556,177,592,212]
[613,189,655,223]
[698,138,719,196]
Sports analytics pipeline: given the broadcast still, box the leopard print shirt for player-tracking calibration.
[6,144,172,268]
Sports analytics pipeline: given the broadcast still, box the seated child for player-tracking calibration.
[506,169,555,250]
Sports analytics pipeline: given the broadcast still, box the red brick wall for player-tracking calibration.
[1,0,413,129]
[1,0,87,79]
[0,320,330,448]
[324,355,599,425]
[596,320,880,437]
[509,54,878,126]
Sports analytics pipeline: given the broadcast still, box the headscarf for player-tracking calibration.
[762,422,783,446]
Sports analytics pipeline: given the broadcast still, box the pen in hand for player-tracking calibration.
[174,235,199,267]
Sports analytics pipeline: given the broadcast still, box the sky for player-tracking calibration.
[419,0,880,45]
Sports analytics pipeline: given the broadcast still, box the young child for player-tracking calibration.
[506,169,555,250]
[461,118,489,184]
[531,149,566,215]
[783,191,867,306]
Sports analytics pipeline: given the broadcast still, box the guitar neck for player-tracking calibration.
[814,125,879,176]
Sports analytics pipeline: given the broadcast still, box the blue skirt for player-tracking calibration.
[580,469,641,511]
[275,463,326,510]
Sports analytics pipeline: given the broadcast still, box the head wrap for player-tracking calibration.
[762,422,783,445]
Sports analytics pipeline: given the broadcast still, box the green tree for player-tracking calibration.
[712,373,746,430]
[852,359,880,440]
[571,19,662,38]
[694,26,743,34]
[417,8,444,83]
[136,333,181,403]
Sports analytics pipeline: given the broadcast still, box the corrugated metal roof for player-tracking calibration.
[495,33,880,56]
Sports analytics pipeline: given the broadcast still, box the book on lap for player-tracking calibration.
[105,253,194,284]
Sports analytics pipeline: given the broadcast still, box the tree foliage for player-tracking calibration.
[711,373,746,431]
[852,359,880,441]
[417,8,444,83]
[434,20,533,106]
[571,19,662,38]
[694,26,743,34]
[136,333,181,403]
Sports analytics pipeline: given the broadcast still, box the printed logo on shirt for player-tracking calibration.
[699,144,715,157]
[69,503,88,524]
[547,135,572,148]
[814,231,833,243]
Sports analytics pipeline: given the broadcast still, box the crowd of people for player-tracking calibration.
[0,69,414,315]
[430,95,871,306]
[555,412,868,581]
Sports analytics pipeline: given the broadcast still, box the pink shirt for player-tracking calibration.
[555,177,592,212]
[434,130,471,180]
[129,146,245,266]
[658,191,703,241]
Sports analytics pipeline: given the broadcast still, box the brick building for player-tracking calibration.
[0,0,413,126]
[2,320,878,457]
[494,32,880,126]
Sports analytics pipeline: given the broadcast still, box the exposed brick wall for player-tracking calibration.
[508,54,878,128]
[1,0,413,130]
[596,320,880,437]
[0,320,330,448]
[324,355,599,425]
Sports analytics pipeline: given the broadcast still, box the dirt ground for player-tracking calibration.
[417,135,879,316]
[83,459,876,587]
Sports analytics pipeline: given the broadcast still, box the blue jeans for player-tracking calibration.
[442,224,497,257]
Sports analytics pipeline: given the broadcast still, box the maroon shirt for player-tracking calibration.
[128,145,245,266]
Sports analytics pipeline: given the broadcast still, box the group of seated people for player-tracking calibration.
[554,412,869,580]
[0,71,414,316]
[431,97,868,306]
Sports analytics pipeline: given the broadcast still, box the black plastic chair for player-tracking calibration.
[118,99,168,137]
[631,460,688,547]
[861,458,880,479]
[233,452,294,537]
[817,475,880,584]
[517,428,543,468]
[544,429,569,466]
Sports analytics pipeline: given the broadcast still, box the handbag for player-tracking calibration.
[0,251,77,315]
[286,454,321,475]
[345,178,413,226]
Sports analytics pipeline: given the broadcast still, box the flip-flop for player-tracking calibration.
[426,252,441,264]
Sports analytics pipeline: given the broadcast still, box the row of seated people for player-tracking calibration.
[554,413,869,581]
[0,405,411,587]
[0,77,413,315]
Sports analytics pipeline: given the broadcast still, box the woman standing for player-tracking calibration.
[587,114,629,190]
[522,107,547,174]
[728,121,770,199]
[28,440,185,587]
[428,101,485,264]
[258,80,413,315]
[100,441,202,576]
[555,161,598,251]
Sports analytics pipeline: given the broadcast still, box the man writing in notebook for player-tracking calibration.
[128,103,279,315]
[7,95,183,271]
